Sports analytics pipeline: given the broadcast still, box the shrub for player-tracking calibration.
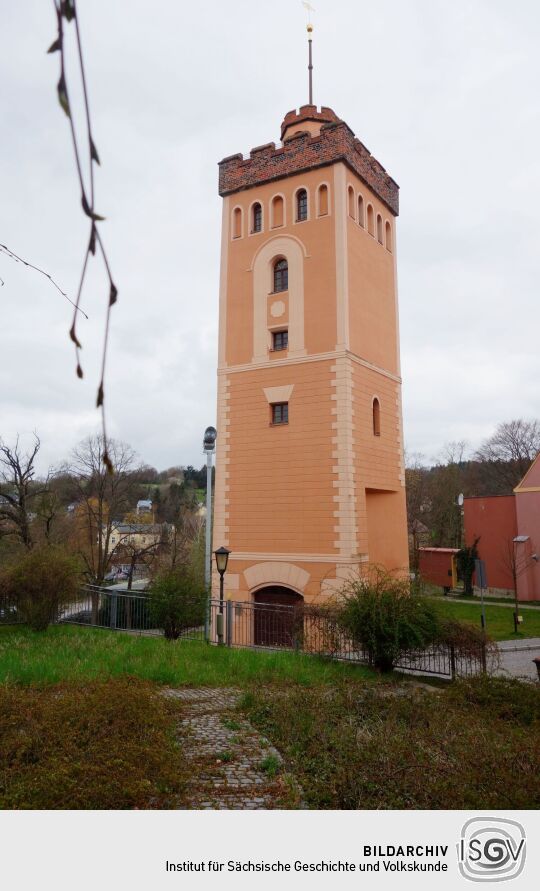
[1,546,82,631]
[338,566,440,671]
[147,564,207,640]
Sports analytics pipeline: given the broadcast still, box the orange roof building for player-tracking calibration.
[212,95,409,607]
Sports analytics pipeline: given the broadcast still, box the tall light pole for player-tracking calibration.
[203,426,217,590]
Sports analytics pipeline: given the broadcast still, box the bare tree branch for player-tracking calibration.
[0,242,88,318]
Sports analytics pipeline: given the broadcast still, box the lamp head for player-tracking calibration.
[203,426,217,452]
[214,546,231,575]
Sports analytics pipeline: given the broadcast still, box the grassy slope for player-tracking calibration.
[429,598,540,641]
[0,625,374,687]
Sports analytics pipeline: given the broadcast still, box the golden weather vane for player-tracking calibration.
[301,2,315,103]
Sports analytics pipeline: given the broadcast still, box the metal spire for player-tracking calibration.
[302,2,315,104]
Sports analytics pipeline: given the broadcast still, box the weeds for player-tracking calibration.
[260,755,281,778]
[242,677,540,809]
[0,678,188,809]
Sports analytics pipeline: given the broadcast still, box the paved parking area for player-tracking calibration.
[496,639,540,681]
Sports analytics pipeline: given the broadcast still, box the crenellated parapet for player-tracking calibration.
[219,106,399,216]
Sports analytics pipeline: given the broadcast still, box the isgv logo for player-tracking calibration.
[458,817,526,882]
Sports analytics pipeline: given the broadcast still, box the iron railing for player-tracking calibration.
[5,585,488,679]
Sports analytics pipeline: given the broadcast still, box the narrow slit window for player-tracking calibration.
[271,195,284,227]
[367,204,374,236]
[252,202,262,233]
[296,189,308,222]
[233,207,242,239]
[273,258,288,292]
[372,398,381,436]
[377,213,383,244]
[272,403,289,425]
[385,220,392,252]
[348,186,355,219]
[358,195,365,228]
[318,184,328,216]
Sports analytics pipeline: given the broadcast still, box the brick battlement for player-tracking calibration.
[280,104,341,138]
[219,114,399,216]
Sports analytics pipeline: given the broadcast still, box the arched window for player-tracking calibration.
[232,206,242,239]
[273,258,288,292]
[317,184,329,216]
[377,213,383,244]
[348,186,355,219]
[372,398,381,436]
[385,220,392,252]
[296,189,308,222]
[271,195,284,228]
[358,195,365,228]
[367,204,374,236]
[252,202,262,233]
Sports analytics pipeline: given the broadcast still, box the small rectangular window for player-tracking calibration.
[271,403,288,425]
[272,330,288,351]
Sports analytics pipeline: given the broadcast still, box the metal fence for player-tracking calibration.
[60,585,207,642]
[0,593,22,626]
[4,585,488,679]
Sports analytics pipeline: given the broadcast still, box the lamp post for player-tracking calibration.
[202,427,217,590]
[214,546,230,646]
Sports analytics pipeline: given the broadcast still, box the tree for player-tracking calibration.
[456,537,480,596]
[64,435,144,584]
[475,419,540,492]
[405,452,430,572]
[147,563,207,640]
[0,435,49,550]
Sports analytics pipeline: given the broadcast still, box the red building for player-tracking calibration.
[463,454,540,601]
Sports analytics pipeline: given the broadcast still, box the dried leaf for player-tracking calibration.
[57,74,70,118]
[47,36,62,54]
[76,363,83,379]
[61,0,75,22]
[109,283,118,306]
[96,384,104,408]
[90,138,101,165]
[81,194,105,221]
[69,323,82,349]
[89,225,97,256]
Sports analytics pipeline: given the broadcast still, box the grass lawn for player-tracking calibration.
[0,625,539,809]
[428,598,540,641]
[0,624,374,687]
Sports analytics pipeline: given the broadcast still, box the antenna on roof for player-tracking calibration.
[302,2,315,104]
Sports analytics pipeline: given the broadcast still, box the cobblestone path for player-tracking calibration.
[162,687,302,810]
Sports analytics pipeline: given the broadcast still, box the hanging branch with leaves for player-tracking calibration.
[48,0,117,473]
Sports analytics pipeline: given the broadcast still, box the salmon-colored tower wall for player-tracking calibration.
[212,104,409,603]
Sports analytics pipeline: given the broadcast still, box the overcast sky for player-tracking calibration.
[1,0,539,475]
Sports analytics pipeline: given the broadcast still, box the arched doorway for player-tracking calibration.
[253,586,303,648]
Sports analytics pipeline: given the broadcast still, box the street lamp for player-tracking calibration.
[214,546,230,646]
[203,426,217,590]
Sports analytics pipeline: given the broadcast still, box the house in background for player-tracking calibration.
[513,453,540,600]
[463,453,540,601]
